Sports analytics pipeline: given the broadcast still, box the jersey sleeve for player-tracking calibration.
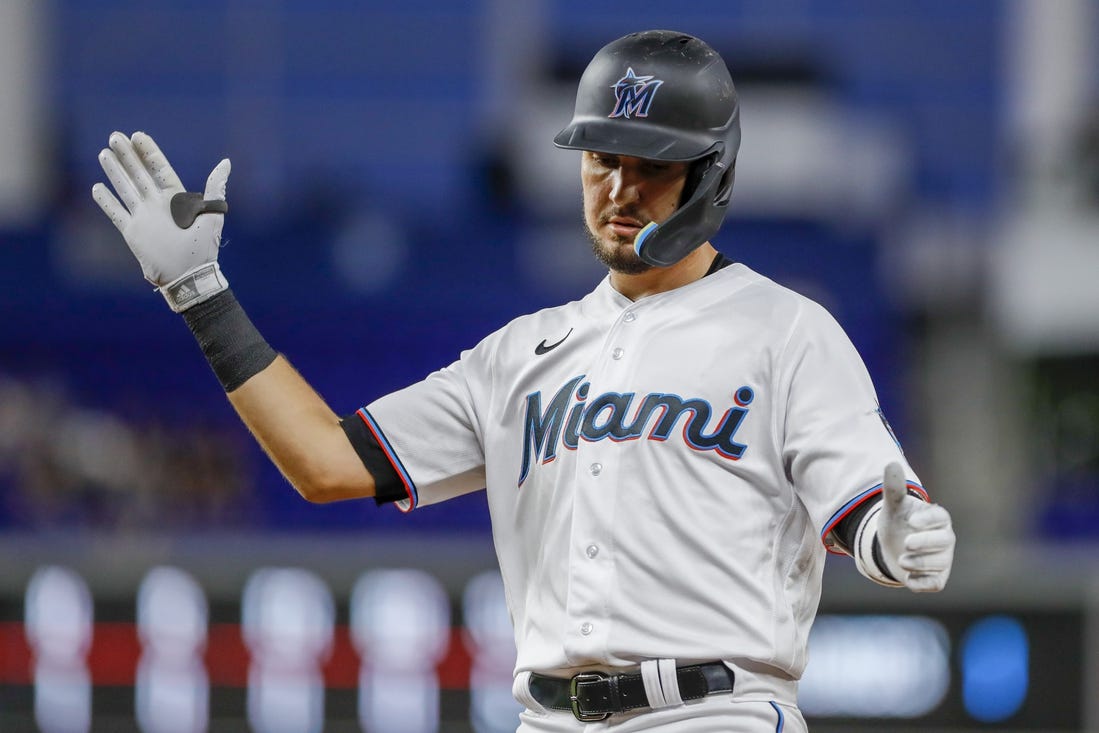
[353,343,492,513]
[776,299,927,553]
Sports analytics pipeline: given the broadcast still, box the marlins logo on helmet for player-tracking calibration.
[609,68,664,119]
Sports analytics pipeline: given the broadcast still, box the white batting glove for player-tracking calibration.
[92,131,231,312]
[878,462,955,592]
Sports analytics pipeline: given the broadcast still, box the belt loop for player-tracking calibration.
[657,659,683,706]
[639,660,669,709]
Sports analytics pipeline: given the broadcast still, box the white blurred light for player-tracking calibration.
[136,661,209,733]
[25,565,94,733]
[242,568,334,733]
[351,568,450,668]
[462,571,521,733]
[32,665,92,733]
[798,615,950,717]
[991,210,1099,353]
[135,566,209,733]
[247,668,326,733]
[0,0,48,223]
[137,566,208,662]
[25,565,94,661]
[352,569,450,733]
[243,568,335,668]
[358,670,441,733]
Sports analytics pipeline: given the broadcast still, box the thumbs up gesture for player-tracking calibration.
[878,462,956,592]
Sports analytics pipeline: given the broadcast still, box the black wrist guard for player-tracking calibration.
[181,289,277,392]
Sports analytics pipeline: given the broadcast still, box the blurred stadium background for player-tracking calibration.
[0,0,1097,731]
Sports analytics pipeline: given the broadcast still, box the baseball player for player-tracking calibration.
[93,30,955,732]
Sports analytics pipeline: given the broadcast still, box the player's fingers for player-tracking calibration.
[131,131,184,191]
[203,158,231,201]
[906,504,952,532]
[898,549,951,574]
[91,182,131,232]
[905,572,948,593]
[108,131,157,200]
[904,526,955,554]
[97,147,141,212]
[881,461,907,517]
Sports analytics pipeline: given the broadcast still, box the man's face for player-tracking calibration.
[581,152,690,274]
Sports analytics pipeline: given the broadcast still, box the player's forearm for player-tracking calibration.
[181,290,375,502]
[227,356,376,503]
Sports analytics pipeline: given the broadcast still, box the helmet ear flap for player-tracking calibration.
[679,156,713,208]
[679,154,735,210]
[634,158,731,267]
[714,161,735,207]
[672,153,734,210]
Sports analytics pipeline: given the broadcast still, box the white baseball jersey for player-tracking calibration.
[358,262,921,696]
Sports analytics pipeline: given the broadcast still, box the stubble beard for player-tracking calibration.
[585,217,654,276]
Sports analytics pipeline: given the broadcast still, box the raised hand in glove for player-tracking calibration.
[878,462,956,592]
[92,131,231,312]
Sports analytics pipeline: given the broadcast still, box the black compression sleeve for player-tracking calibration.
[834,489,924,582]
[872,534,899,583]
[181,290,278,392]
[832,495,882,555]
[339,412,408,506]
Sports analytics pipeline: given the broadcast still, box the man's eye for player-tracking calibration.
[594,155,618,168]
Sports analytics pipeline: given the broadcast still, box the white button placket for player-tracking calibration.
[563,435,613,660]
[561,307,638,662]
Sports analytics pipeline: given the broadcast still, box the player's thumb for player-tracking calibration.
[204,158,231,202]
[881,461,907,519]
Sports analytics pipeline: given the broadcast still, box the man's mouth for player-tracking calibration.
[606,215,644,238]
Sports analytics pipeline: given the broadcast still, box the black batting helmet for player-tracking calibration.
[554,30,741,267]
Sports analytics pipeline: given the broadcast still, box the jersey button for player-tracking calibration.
[580,622,593,635]
[585,544,599,559]
[612,348,624,360]
[589,463,602,476]
[624,311,636,322]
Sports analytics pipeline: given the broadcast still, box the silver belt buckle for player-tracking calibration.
[569,671,611,722]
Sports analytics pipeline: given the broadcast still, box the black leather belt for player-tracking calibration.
[528,662,734,722]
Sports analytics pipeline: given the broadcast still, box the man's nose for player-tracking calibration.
[609,169,641,206]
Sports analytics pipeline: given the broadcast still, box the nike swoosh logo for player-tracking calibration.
[535,328,573,356]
